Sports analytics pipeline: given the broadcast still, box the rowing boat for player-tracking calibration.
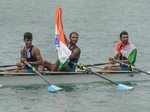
[0,69,138,76]
[0,68,149,87]
[0,63,139,75]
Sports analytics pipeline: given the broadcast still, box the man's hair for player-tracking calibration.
[69,32,79,38]
[24,32,33,40]
[120,31,128,38]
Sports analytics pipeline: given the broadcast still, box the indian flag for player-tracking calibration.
[121,42,137,65]
[54,7,71,69]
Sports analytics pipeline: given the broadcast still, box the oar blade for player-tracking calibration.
[117,84,134,91]
[48,84,62,93]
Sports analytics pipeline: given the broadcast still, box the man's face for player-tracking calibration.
[24,38,32,48]
[121,34,128,45]
[70,33,79,44]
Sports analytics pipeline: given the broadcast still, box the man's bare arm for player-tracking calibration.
[31,47,43,65]
[70,48,81,60]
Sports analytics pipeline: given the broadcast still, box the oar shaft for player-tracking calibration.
[25,62,62,92]
[86,63,108,67]
[26,63,50,85]
[0,64,16,67]
[91,71,118,85]
[32,68,50,85]
[134,68,150,75]
[78,65,118,85]
[114,59,150,75]
[89,68,134,90]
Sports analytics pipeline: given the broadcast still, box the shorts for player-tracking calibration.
[120,64,128,70]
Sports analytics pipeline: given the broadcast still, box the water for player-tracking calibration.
[1,82,150,112]
[0,0,150,112]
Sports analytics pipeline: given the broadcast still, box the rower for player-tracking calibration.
[64,32,81,71]
[17,32,44,72]
[44,32,81,72]
[106,31,137,70]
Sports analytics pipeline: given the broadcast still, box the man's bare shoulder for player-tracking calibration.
[74,47,81,53]
[32,47,40,51]
[32,46,41,55]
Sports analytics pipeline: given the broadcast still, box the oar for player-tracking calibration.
[81,66,134,91]
[114,59,150,75]
[0,68,17,72]
[25,62,62,93]
[0,64,16,68]
[86,62,109,67]
[77,63,109,70]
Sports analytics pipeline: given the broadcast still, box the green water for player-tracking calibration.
[0,0,150,112]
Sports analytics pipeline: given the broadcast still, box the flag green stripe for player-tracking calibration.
[128,49,137,65]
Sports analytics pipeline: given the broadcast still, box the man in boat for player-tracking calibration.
[44,32,81,72]
[17,32,44,72]
[105,31,137,71]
